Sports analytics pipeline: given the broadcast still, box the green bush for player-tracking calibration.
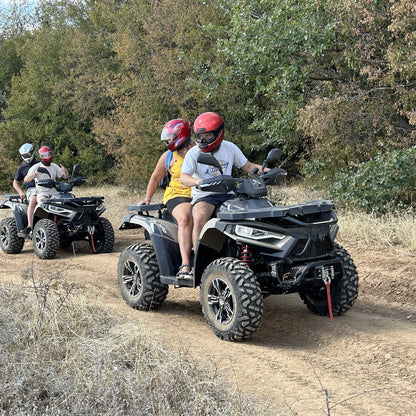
[325,148,416,213]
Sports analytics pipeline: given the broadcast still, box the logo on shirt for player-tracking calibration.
[204,160,229,176]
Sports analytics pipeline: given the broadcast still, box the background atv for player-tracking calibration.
[0,164,114,259]
[117,149,358,341]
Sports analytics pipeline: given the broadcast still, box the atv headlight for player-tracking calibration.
[44,204,73,217]
[234,225,290,248]
[235,225,284,240]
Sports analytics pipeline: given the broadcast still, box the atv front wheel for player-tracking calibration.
[33,219,60,259]
[0,217,25,254]
[200,257,263,342]
[89,217,114,253]
[117,243,168,310]
[299,245,359,316]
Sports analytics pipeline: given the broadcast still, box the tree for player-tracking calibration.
[299,0,416,184]
[217,0,335,156]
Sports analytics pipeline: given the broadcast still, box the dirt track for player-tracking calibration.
[1,228,415,416]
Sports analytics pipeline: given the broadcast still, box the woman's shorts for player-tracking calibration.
[166,196,192,214]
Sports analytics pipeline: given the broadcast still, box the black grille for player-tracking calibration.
[291,236,332,258]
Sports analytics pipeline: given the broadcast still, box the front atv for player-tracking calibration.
[117,149,359,342]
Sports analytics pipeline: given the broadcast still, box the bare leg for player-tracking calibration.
[172,202,193,273]
[26,195,37,229]
[191,201,216,251]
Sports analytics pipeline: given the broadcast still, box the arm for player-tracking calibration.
[13,180,26,199]
[60,165,69,179]
[241,161,269,174]
[180,172,201,188]
[138,152,168,205]
[24,169,39,183]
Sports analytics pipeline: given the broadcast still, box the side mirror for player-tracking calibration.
[262,148,282,171]
[72,163,80,176]
[37,166,51,177]
[70,164,80,180]
[197,153,223,175]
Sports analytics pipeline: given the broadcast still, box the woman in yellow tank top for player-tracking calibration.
[138,119,194,279]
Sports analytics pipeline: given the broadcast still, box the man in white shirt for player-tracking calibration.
[24,146,68,233]
[180,112,265,249]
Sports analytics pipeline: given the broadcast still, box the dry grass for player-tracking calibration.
[0,269,275,416]
[271,183,416,253]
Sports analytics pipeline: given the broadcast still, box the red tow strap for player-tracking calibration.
[325,279,334,321]
[90,232,96,253]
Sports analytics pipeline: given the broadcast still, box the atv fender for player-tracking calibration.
[0,197,28,232]
[120,213,181,278]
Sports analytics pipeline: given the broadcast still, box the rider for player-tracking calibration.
[13,143,39,234]
[24,146,69,234]
[180,112,267,250]
[138,119,194,278]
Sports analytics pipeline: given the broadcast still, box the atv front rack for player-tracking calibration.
[217,199,336,224]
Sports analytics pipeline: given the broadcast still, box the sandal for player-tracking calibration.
[177,263,193,279]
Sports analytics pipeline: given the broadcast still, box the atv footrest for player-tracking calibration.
[160,275,194,287]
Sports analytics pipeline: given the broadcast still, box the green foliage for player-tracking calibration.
[217,0,335,153]
[324,148,416,213]
[0,0,415,210]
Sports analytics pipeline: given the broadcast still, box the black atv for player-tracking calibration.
[117,149,358,341]
[0,164,114,259]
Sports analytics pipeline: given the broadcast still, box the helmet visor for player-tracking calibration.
[21,152,33,159]
[161,131,177,142]
[40,150,52,160]
[195,132,216,145]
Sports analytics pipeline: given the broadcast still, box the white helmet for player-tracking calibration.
[19,143,35,163]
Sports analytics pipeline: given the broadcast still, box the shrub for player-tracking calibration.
[325,147,416,213]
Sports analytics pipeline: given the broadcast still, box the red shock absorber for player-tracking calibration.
[240,244,252,266]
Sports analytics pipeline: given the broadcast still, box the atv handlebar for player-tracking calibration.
[196,175,238,193]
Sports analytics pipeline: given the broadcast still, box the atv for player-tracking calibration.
[117,149,358,341]
[0,164,114,259]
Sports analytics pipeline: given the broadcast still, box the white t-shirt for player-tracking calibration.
[181,140,248,202]
[28,162,66,198]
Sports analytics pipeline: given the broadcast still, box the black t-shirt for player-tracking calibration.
[14,159,39,189]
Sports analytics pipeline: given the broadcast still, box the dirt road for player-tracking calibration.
[1,229,415,416]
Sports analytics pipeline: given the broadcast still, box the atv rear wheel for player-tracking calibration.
[200,257,263,342]
[0,217,25,254]
[117,243,168,310]
[299,245,359,316]
[33,219,60,259]
[89,217,114,253]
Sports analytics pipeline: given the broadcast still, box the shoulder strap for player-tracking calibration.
[165,150,173,172]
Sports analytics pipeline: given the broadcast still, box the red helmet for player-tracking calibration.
[160,119,191,151]
[193,112,224,153]
[39,146,53,163]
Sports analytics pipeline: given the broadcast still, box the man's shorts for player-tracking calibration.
[26,187,36,199]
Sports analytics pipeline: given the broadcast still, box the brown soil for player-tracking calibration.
[1,230,415,416]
